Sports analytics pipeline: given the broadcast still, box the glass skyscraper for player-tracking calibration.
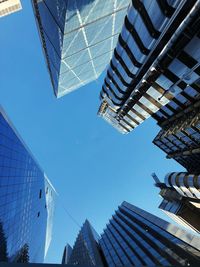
[64,219,104,266]
[63,202,200,266]
[0,107,55,263]
[98,0,200,134]
[32,0,130,98]
[100,201,200,266]
[152,172,200,234]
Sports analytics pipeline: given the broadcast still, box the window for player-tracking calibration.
[39,189,42,199]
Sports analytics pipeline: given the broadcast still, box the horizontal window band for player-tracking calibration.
[101,86,122,107]
[136,101,154,116]
[110,60,131,87]
[124,16,150,55]
[177,50,200,76]
[103,82,124,101]
[177,50,198,69]
[156,0,175,18]
[143,92,163,109]
[131,0,160,39]
[152,82,174,101]
[131,107,146,121]
[118,34,142,68]
[123,118,135,129]
[125,113,140,125]
[118,122,130,132]
[107,72,127,95]
[152,112,163,121]
[114,48,136,78]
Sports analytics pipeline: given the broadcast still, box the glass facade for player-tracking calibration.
[61,244,72,264]
[67,219,104,266]
[32,0,130,98]
[98,0,200,134]
[0,107,55,263]
[100,201,200,266]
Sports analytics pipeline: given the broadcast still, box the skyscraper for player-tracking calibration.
[100,201,200,266]
[98,0,200,133]
[65,219,104,266]
[63,202,200,266]
[0,0,22,17]
[32,0,130,98]
[0,106,55,263]
[152,172,200,234]
[61,244,72,265]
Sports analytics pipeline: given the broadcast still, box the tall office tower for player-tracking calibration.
[98,0,200,133]
[152,173,200,234]
[0,107,55,263]
[61,244,72,265]
[0,0,22,17]
[100,201,200,266]
[32,0,130,98]
[65,220,104,266]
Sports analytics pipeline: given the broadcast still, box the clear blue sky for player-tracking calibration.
[0,0,185,264]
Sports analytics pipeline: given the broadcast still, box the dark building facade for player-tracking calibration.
[0,107,55,263]
[152,172,200,234]
[62,244,72,265]
[32,0,130,98]
[64,220,104,266]
[63,202,200,266]
[98,0,200,134]
[100,201,200,266]
[153,92,200,173]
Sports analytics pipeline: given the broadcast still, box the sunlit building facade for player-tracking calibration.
[32,0,130,98]
[0,0,22,17]
[153,172,200,234]
[0,107,55,263]
[98,0,200,133]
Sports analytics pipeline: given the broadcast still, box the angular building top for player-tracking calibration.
[32,0,130,98]
[67,219,104,266]
[61,244,72,265]
[100,201,200,266]
[0,106,55,263]
[0,0,22,17]
[98,0,200,133]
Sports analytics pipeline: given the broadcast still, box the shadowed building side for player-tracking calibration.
[100,201,200,266]
[66,220,104,266]
[153,173,200,234]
